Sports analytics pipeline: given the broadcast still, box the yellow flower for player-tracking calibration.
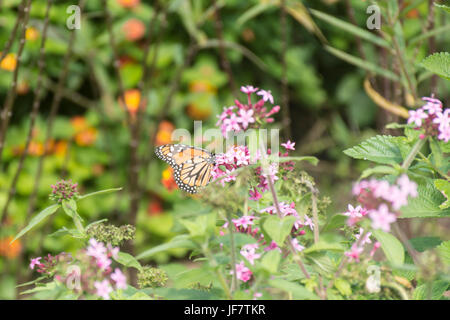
[0,53,17,71]
[120,89,144,117]
[25,27,39,41]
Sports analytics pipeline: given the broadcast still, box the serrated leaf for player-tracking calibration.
[343,135,405,165]
[12,204,60,242]
[421,52,450,81]
[410,237,442,252]
[434,179,450,210]
[436,240,450,266]
[401,181,450,217]
[413,280,449,300]
[373,230,405,266]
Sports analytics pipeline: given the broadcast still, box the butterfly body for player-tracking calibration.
[155,144,216,193]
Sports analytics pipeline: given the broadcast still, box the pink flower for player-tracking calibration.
[281,140,296,151]
[257,89,274,104]
[264,240,282,253]
[345,243,364,262]
[397,174,418,198]
[407,108,428,127]
[232,215,256,230]
[94,280,113,300]
[240,244,261,265]
[422,97,443,115]
[355,228,372,246]
[304,215,314,231]
[253,292,263,300]
[291,238,305,252]
[29,257,42,270]
[231,261,252,282]
[370,241,381,257]
[86,238,107,259]
[249,188,262,201]
[237,109,255,129]
[107,244,119,259]
[369,204,397,232]
[438,125,450,142]
[240,85,258,94]
[111,268,127,289]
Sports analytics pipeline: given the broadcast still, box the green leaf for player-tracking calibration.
[12,204,60,242]
[78,187,122,200]
[434,179,450,210]
[410,237,442,252]
[373,230,405,266]
[303,241,344,254]
[401,181,450,218]
[335,278,352,296]
[325,46,400,82]
[136,236,196,260]
[421,52,450,81]
[267,155,319,166]
[413,280,449,300]
[360,165,398,179]
[114,252,142,272]
[262,216,296,246]
[436,241,450,266]
[236,3,275,28]
[268,279,319,300]
[343,135,405,165]
[310,9,390,49]
[261,250,281,274]
[434,3,450,13]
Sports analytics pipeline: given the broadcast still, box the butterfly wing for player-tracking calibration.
[155,144,215,193]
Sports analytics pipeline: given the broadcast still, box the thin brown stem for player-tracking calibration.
[0,0,32,162]
[213,0,237,96]
[0,0,25,64]
[280,0,291,140]
[1,0,53,225]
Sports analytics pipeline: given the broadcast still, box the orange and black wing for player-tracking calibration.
[155,144,215,193]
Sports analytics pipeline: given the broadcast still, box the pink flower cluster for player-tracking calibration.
[347,174,418,232]
[216,85,280,137]
[261,201,314,232]
[240,243,261,265]
[344,228,381,263]
[211,145,251,185]
[231,261,253,282]
[407,96,449,142]
[30,239,126,300]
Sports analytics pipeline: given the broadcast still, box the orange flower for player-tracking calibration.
[70,116,88,132]
[147,198,163,216]
[155,121,174,146]
[406,9,419,19]
[189,80,217,94]
[161,167,177,192]
[16,80,29,95]
[122,18,145,41]
[186,103,212,121]
[120,89,143,116]
[25,27,39,41]
[0,236,22,259]
[0,53,17,71]
[75,127,97,146]
[52,140,68,157]
[117,0,140,8]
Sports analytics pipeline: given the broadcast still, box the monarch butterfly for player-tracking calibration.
[155,144,216,194]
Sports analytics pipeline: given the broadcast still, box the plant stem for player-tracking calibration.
[203,244,233,299]
[401,138,426,170]
[226,210,238,292]
[417,151,450,181]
